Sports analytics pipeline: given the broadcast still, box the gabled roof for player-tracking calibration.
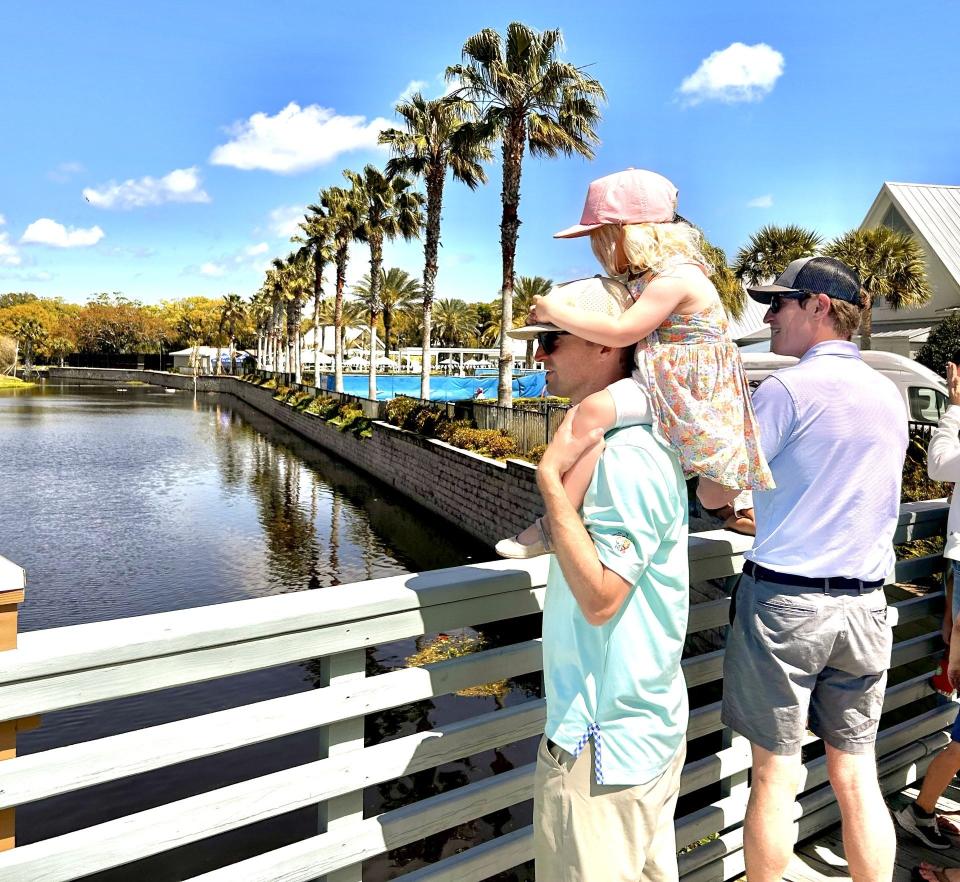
[862,182,960,287]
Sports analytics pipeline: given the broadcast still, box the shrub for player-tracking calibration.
[521,444,547,465]
[917,315,960,378]
[384,396,420,428]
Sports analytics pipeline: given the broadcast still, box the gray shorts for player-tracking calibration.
[721,573,893,755]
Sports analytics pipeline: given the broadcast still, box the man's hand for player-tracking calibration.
[949,362,960,407]
[537,406,605,485]
[531,294,553,324]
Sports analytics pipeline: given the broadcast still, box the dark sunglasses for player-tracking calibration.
[769,291,815,314]
[536,331,568,355]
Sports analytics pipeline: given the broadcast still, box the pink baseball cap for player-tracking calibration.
[554,168,679,239]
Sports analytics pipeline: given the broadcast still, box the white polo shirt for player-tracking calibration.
[748,340,908,582]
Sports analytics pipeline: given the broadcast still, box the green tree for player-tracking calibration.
[10,316,46,374]
[296,204,334,379]
[353,268,422,359]
[433,298,477,347]
[733,225,822,286]
[917,313,960,378]
[698,235,746,319]
[449,22,605,406]
[270,253,313,384]
[824,226,932,350]
[219,293,247,374]
[380,92,492,398]
[320,185,361,393]
[345,164,423,398]
[513,275,552,367]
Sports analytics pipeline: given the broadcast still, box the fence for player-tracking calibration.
[0,499,951,881]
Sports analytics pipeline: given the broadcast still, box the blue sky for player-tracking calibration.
[1,1,957,305]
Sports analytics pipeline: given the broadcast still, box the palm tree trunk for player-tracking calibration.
[859,299,873,350]
[526,339,534,369]
[334,245,347,393]
[383,310,392,361]
[421,300,433,400]
[498,121,525,408]
[368,235,383,400]
[420,169,444,401]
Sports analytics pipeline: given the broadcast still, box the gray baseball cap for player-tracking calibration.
[747,256,862,305]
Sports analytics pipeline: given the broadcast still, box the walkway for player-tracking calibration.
[785,782,960,882]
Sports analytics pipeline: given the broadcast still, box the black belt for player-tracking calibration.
[742,560,883,593]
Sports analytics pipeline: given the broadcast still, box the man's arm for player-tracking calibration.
[536,411,631,626]
[928,364,960,482]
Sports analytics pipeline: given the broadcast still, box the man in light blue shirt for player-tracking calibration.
[723,257,908,882]
[509,277,690,882]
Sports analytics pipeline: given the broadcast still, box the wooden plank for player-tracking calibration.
[0,641,544,809]
[0,589,547,721]
[0,702,545,881]
[897,555,945,585]
[397,827,533,882]
[186,766,535,881]
[1,558,550,683]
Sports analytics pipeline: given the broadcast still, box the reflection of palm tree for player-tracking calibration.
[450,22,605,406]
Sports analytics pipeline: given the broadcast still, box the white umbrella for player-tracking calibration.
[438,357,458,366]
[315,352,333,365]
[374,356,397,366]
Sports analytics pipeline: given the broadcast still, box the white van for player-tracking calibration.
[741,350,949,425]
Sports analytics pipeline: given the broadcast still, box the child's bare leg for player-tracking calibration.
[696,477,739,510]
[496,391,616,558]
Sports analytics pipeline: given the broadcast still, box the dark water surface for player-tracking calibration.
[0,382,537,880]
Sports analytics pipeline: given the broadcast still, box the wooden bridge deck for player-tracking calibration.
[784,781,960,882]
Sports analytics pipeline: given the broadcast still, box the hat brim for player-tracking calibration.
[507,322,561,340]
[746,283,801,304]
[553,222,603,239]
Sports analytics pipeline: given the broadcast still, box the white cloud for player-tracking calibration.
[268,204,306,239]
[48,161,86,183]
[0,220,21,265]
[200,262,226,277]
[210,102,391,173]
[83,166,210,209]
[396,79,428,104]
[679,42,784,105]
[747,194,774,208]
[20,218,104,248]
[244,242,269,257]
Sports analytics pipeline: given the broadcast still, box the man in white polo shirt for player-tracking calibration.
[722,256,908,882]
[508,276,690,882]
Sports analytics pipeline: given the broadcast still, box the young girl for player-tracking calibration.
[496,169,773,558]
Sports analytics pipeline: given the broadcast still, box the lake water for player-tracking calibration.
[0,381,537,881]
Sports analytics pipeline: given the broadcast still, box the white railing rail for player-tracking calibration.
[0,499,951,881]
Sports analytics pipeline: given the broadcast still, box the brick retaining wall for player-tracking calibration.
[48,368,542,546]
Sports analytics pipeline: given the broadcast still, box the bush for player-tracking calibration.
[917,315,960,378]
[521,444,547,465]
[384,395,420,428]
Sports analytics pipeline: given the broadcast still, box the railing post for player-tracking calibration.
[0,556,33,853]
[318,648,365,882]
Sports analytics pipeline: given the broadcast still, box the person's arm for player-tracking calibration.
[944,565,954,646]
[532,275,689,348]
[948,611,960,690]
[928,363,960,481]
[537,411,630,625]
[750,376,798,464]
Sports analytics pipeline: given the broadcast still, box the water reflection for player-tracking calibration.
[0,382,540,881]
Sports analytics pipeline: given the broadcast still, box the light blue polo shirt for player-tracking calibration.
[542,424,689,786]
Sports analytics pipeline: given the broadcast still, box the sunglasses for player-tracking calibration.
[536,331,568,355]
[769,291,815,314]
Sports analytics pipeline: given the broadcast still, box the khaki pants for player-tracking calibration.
[533,736,685,882]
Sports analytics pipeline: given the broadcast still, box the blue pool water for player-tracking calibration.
[320,372,547,400]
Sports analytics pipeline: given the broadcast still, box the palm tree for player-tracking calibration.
[248,290,271,372]
[513,276,552,367]
[339,299,367,360]
[320,185,361,393]
[344,165,423,398]
[11,317,46,375]
[433,298,477,347]
[734,224,822,286]
[219,293,246,374]
[270,253,313,384]
[449,22,605,406]
[699,236,746,319]
[380,92,492,399]
[295,204,334,382]
[824,227,932,349]
[353,268,422,360]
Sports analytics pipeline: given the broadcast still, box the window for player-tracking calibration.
[908,386,948,423]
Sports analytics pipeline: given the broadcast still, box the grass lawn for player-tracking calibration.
[0,376,35,389]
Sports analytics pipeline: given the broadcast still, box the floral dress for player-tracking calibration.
[627,266,775,492]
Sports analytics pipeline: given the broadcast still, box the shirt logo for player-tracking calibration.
[612,532,633,554]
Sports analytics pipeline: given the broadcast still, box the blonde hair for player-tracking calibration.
[590,222,712,278]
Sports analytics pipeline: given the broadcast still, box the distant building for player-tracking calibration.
[861,182,960,356]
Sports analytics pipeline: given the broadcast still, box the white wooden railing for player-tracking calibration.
[0,500,952,881]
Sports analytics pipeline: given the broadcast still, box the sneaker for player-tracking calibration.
[894,803,952,850]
